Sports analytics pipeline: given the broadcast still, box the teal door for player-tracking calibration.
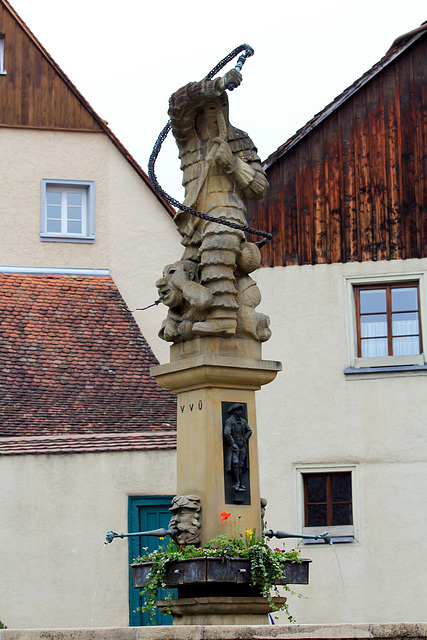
[128,496,175,626]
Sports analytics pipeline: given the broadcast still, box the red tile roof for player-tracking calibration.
[0,431,176,456]
[0,273,177,454]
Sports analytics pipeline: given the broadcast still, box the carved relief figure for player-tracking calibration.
[168,494,201,546]
[162,68,269,340]
[223,403,252,492]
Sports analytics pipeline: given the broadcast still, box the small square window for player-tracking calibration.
[41,179,95,243]
[304,472,353,527]
[296,465,357,543]
[0,35,6,75]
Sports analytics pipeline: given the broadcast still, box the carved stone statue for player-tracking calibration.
[168,494,201,546]
[223,403,252,492]
[156,68,270,342]
[156,251,271,343]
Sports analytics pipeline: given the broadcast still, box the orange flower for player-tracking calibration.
[220,512,231,521]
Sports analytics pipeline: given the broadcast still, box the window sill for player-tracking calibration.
[344,364,427,379]
[301,536,355,545]
[40,234,95,244]
[301,524,355,544]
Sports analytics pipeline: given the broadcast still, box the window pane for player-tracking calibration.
[360,315,387,338]
[360,289,386,314]
[391,287,418,312]
[67,206,82,221]
[46,219,61,233]
[0,37,4,72]
[332,504,353,526]
[361,337,388,357]
[47,191,61,205]
[331,474,352,502]
[392,313,419,337]
[305,475,326,503]
[67,220,82,234]
[67,192,82,207]
[46,205,61,220]
[393,336,420,356]
[307,504,327,526]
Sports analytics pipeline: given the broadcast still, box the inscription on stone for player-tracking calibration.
[180,401,203,413]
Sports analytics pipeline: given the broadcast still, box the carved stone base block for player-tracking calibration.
[156,595,287,625]
[151,337,282,545]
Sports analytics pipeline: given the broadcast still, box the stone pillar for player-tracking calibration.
[151,337,281,545]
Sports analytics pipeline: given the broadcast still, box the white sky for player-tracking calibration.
[9,0,427,200]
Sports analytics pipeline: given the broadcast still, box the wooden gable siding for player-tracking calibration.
[246,35,427,267]
[0,2,102,131]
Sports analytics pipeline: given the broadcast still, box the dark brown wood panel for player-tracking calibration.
[246,34,427,268]
[0,3,102,131]
[398,48,418,259]
[414,38,427,256]
[283,151,299,264]
[311,124,327,263]
[297,140,314,264]
[325,119,343,264]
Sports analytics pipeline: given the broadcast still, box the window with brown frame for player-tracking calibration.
[303,472,353,527]
[354,283,422,358]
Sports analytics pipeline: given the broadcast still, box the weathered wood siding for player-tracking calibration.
[0,2,102,131]
[246,35,427,267]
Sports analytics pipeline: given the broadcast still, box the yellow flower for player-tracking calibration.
[245,529,253,536]
[159,537,164,540]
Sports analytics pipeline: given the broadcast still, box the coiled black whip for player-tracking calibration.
[148,44,272,248]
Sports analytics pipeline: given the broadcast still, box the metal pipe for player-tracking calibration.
[265,529,332,545]
[105,528,177,544]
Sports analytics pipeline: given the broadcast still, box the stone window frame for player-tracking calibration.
[0,35,6,75]
[295,464,359,544]
[40,179,95,243]
[344,272,427,378]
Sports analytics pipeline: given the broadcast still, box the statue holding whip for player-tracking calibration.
[154,47,271,342]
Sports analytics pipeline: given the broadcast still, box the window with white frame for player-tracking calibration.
[41,180,95,242]
[295,465,357,543]
[345,273,426,370]
[0,35,6,75]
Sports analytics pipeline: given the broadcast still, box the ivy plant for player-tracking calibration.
[133,523,302,624]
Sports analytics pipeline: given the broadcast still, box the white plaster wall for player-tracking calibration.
[253,258,427,623]
[2,126,426,625]
[0,449,176,628]
[0,128,181,363]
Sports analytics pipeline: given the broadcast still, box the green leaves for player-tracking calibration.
[134,537,302,623]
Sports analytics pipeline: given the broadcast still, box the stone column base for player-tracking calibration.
[156,595,286,625]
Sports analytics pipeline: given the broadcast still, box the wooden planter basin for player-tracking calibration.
[131,557,310,589]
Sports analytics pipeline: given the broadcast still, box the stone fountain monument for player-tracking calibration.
[152,57,279,542]
[132,47,309,625]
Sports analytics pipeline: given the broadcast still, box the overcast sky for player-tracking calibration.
[9,0,427,199]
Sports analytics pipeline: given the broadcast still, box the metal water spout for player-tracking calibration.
[265,529,332,545]
[105,527,177,544]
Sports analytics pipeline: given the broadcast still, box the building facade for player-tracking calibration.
[1,0,426,627]
[246,22,427,623]
[0,0,181,628]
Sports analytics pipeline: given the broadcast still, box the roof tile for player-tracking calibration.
[0,273,177,454]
